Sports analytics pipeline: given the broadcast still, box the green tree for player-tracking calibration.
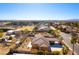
[48,29,60,38]
[8,36,12,40]
[48,29,54,34]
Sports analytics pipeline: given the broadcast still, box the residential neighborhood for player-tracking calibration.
[0,20,79,55]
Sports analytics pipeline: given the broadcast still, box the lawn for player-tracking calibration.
[0,32,4,38]
[17,26,35,31]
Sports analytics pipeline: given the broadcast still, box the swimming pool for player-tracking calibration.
[50,43,62,48]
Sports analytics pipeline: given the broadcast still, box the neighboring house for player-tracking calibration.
[35,23,50,32]
[6,30,23,39]
[14,30,23,39]
[6,30,15,35]
[72,27,78,33]
[0,22,6,27]
[61,25,67,29]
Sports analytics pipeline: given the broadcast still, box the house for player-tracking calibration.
[31,32,63,52]
[6,30,15,35]
[14,30,23,39]
[35,23,50,32]
[32,33,50,51]
[0,22,6,27]
[6,30,21,40]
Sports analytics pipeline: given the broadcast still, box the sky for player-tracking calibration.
[0,3,79,20]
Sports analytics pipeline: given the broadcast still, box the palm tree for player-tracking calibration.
[71,33,77,55]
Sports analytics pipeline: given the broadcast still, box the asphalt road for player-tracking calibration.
[60,32,79,55]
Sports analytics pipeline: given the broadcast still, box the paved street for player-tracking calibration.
[60,32,79,55]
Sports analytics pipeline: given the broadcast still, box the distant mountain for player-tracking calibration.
[65,19,79,21]
[0,19,79,22]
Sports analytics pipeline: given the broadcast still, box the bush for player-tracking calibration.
[37,50,45,55]
[51,51,60,55]
[48,29,54,34]
[31,49,38,54]
[0,32,4,38]
[62,45,69,55]
[44,51,51,55]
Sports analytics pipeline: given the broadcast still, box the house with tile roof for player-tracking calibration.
[31,33,50,51]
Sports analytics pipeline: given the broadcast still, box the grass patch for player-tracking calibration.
[0,32,4,38]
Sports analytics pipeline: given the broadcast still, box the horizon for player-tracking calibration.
[0,18,79,21]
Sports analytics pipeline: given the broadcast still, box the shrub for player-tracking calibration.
[62,45,69,55]
[37,50,45,55]
[0,32,4,38]
[51,51,60,55]
[31,49,38,54]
